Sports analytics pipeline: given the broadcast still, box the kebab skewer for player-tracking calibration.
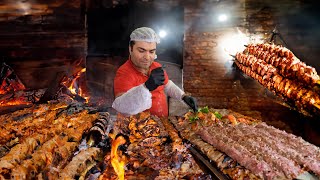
[245,43,320,87]
[235,43,320,115]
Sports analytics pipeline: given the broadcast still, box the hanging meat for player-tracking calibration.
[235,43,320,116]
[245,43,320,86]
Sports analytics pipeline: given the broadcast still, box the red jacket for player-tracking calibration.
[114,59,169,117]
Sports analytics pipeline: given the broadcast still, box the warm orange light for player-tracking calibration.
[111,136,126,180]
[61,68,90,103]
[0,99,30,106]
[0,79,26,95]
[0,90,7,95]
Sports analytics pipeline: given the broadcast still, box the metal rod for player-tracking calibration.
[188,146,229,180]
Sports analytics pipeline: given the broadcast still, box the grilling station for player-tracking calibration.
[1,0,320,179]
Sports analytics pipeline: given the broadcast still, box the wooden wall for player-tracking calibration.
[0,0,86,90]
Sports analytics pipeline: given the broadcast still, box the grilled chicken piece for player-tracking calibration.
[59,147,101,179]
[0,133,51,176]
[236,51,320,115]
[10,135,68,179]
[246,43,320,86]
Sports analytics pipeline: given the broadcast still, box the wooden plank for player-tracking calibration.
[37,71,66,103]
[0,34,85,48]
[0,47,85,59]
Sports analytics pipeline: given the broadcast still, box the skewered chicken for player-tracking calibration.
[0,102,102,179]
[59,147,101,179]
[245,43,320,86]
[235,43,320,115]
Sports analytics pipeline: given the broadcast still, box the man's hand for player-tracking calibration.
[182,96,198,112]
[145,67,165,91]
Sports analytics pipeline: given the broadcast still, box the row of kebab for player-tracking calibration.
[0,43,320,179]
[235,43,320,116]
[1,100,319,179]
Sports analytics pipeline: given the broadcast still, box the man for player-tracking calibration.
[112,27,197,117]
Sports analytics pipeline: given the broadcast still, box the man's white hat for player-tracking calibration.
[130,27,160,44]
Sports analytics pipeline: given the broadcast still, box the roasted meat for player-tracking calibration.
[0,102,102,179]
[173,108,320,179]
[110,112,207,179]
[245,43,320,86]
[59,147,101,179]
[235,45,320,116]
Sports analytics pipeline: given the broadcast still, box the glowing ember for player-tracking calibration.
[0,63,26,95]
[111,136,126,180]
[0,99,30,106]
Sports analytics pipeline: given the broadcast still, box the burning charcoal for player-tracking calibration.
[66,102,86,115]
[0,62,25,95]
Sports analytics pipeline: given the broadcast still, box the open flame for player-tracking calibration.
[0,63,90,106]
[61,68,90,103]
[111,135,126,180]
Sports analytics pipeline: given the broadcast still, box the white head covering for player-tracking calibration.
[130,27,160,44]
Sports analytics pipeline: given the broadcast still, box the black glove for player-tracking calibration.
[183,95,198,112]
[145,67,165,91]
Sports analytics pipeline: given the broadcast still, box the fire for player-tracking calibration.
[0,63,26,95]
[111,136,126,180]
[61,68,90,103]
